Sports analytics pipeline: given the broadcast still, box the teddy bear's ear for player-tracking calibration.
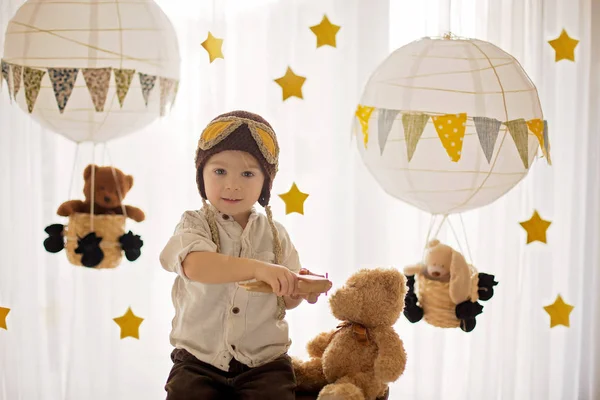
[427,239,440,248]
[448,250,472,304]
[126,175,134,189]
[83,164,98,180]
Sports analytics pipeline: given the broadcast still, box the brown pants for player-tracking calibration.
[165,348,296,400]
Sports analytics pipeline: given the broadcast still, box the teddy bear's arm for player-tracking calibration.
[404,263,424,276]
[123,205,145,222]
[306,330,336,358]
[57,200,87,217]
[371,327,407,383]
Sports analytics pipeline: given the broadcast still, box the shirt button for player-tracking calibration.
[223,214,229,220]
[231,345,236,350]
[232,307,240,314]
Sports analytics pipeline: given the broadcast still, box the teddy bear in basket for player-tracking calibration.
[292,268,407,400]
[402,239,498,332]
[43,164,144,268]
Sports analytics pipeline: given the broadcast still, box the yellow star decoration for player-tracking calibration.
[544,295,574,328]
[113,307,144,339]
[274,67,306,101]
[201,31,224,63]
[519,210,552,244]
[355,105,375,148]
[279,183,309,215]
[548,29,579,62]
[310,15,341,48]
[0,307,10,330]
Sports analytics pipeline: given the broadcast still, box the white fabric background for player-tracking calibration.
[0,0,598,399]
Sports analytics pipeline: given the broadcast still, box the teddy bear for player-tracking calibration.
[402,239,498,332]
[292,268,407,400]
[57,164,145,222]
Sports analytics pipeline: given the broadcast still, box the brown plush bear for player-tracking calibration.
[57,164,145,222]
[293,268,407,400]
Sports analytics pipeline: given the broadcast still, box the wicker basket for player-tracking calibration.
[416,266,480,328]
[64,212,126,269]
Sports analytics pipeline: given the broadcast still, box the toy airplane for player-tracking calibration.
[239,269,332,295]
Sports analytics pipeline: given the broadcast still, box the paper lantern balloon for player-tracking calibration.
[2,0,180,143]
[353,36,550,215]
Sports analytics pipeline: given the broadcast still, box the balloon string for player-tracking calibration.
[104,144,128,218]
[67,143,80,201]
[459,214,474,265]
[433,214,448,238]
[447,217,466,259]
[423,214,437,258]
[90,145,96,232]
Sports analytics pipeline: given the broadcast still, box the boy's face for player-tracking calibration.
[203,150,265,219]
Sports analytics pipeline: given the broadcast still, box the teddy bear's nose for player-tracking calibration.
[432,271,440,277]
[104,196,111,203]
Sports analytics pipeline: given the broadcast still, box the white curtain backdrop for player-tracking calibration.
[0,0,598,399]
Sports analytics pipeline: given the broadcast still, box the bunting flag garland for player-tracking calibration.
[2,60,12,102]
[12,64,22,99]
[0,60,179,115]
[505,119,530,168]
[355,105,375,148]
[114,68,135,108]
[138,73,157,107]
[473,116,502,163]
[377,108,400,154]
[47,68,79,114]
[23,67,45,113]
[432,113,467,162]
[82,67,111,112]
[356,104,551,167]
[401,113,428,161]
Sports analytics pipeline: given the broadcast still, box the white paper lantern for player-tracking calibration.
[353,36,549,215]
[2,0,180,143]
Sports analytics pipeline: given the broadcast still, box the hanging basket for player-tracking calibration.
[65,213,126,269]
[416,267,480,329]
[43,212,143,269]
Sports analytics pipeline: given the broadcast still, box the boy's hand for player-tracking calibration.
[254,263,298,297]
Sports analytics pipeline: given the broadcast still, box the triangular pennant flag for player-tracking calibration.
[355,105,375,149]
[432,113,467,162]
[114,69,135,108]
[82,67,111,112]
[377,108,400,154]
[12,65,22,99]
[2,60,12,102]
[402,113,429,161]
[543,120,552,165]
[505,118,529,168]
[526,118,545,156]
[159,77,176,116]
[138,73,157,107]
[23,67,46,113]
[473,116,502,163]
[171,80,179,111]
[47,68,79,113]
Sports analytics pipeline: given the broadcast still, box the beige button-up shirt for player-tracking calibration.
[159,206,301,371]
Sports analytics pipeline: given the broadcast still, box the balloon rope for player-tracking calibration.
[459,214,474,265]
[447,217,466,259]
[90,146,96,231]
[433,214,448,238]
[67,143,80,201]
[422,214,437,258]
[105,144,128,218]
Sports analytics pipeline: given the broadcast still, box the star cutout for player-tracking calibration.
[519,210,552,244]
[274,67,306,101]
[113,307,144,339]
[279,183,309,215]
[0,307,10,330]
[544,295,574,328]
[201,32,224,63]
[310,15,341,48]
[548,29,579,62]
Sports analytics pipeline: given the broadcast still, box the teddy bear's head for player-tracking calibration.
[82,164,134,209]
[328,268,406,328]
[421,239,469,283]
